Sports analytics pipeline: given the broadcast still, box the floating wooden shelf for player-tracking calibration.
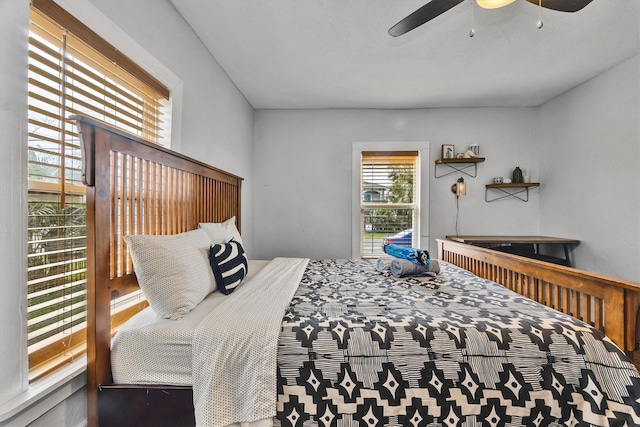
[485,182,540,189]
[485,182,540,202]
[434,157,485,178]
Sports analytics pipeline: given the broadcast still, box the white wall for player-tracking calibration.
[83,0,256,251]
[0,0,30,414]
[252,60,639,283]
[253,109,424,259]
[537,55,640,281]
[423,107,542,243]
[252,107,541,260]
[50,2,638,280]
[0,0,254,425]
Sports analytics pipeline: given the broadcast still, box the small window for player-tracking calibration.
[360,151,420,258]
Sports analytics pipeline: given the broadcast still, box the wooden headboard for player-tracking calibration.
[74,115,242,426]
[438,238,640,371]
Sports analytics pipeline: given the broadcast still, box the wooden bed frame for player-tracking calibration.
[74,115,242,427]
[76,115,639,426]
[438,239,640,371]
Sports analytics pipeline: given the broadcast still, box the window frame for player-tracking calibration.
[351,141,430,259]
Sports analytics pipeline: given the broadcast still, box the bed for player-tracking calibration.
[74,115,640,427]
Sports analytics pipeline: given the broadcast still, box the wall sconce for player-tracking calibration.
[451,177,466,197]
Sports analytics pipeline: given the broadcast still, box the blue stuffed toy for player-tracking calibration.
[383,244,430,266]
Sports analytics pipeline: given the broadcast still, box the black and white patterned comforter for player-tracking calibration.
[275,259,640,426]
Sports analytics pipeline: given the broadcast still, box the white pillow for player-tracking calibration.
[198,216,244,249]
[124,228,215,320]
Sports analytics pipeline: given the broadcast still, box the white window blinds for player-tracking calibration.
[360,151,419,258]
[27,0,169,380]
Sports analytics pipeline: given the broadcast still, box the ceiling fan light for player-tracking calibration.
[476,0,516,9]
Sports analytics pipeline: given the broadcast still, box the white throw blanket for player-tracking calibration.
[192,257,309,427]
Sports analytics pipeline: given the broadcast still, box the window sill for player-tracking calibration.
[0,356,86,426]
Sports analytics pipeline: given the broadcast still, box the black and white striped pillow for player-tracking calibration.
[208,240,248,295]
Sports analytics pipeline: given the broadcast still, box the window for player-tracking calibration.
[27,0,170,380]
[352,142,430,259]
[361,151,418,257]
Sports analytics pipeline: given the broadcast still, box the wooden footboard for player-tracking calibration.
[438,238,640,370]
[74,115,242,427]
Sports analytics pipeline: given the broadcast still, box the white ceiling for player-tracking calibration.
[170,0,640,109]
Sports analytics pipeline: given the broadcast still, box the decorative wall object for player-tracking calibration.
[441,144,455,159]
[512,166,524,183]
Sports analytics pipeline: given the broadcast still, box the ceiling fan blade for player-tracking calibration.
[524,0,594,12]
[388,0,465,37]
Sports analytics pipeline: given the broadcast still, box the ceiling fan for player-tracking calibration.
[388,0,594,37]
